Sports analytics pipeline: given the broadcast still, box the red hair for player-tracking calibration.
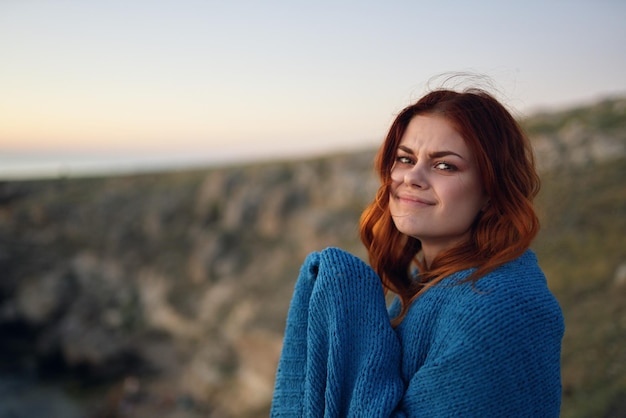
[359,89,540,325]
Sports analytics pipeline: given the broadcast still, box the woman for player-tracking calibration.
[271,88,564,417]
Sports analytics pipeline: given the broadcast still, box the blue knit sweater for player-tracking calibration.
[271,247,564,417]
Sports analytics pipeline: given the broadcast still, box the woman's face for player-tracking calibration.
[389,114,488,264]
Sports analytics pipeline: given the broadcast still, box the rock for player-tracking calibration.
[138,269,203,340]
[614,263,626,288]
[15,269,76,325]
[0,376,83,418]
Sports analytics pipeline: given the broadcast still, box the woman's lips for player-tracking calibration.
[395,193,436,206]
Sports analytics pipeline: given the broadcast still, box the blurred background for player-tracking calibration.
[0,1,625,417]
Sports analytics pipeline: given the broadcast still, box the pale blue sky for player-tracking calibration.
[1,0,625,177]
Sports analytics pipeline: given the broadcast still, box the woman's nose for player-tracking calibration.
[404,164,428,188]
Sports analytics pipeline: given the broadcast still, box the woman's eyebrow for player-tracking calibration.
[397,145,414,154]
[429,150,466,161]
[398,145,466,161]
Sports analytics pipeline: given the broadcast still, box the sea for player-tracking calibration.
[0,142,374,181]
[0,149,286,181]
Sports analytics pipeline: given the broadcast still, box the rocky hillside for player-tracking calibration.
[0,96,624,417]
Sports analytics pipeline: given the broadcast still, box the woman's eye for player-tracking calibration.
[396,156,414,165]
[434,162,456,171]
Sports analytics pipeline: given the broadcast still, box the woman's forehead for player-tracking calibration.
[397,114,471,156]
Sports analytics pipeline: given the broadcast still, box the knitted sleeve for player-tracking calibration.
[271,248,406,417]
[400,268,564,417]
[270,251,319,416]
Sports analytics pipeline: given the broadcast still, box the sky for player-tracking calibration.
[1,0,625,178]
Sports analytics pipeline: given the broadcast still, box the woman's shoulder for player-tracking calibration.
[441,250,547,295]
[474,250,546,290]
[440,250,563,331]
